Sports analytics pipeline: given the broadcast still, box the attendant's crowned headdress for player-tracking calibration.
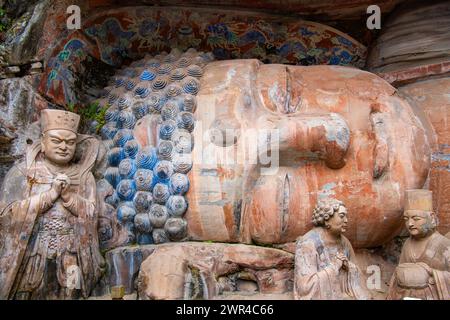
[405,189,433,212]
[41,109,80,134]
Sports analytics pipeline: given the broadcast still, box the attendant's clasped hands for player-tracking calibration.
[335,252,349,271]
[49,174,71,202]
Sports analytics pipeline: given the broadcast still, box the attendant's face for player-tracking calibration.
[41,129,77,165]
[404,210,435,238]
[326,206,348,236]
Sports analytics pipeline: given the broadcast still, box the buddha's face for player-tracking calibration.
[41,129,77,165]
[325,206,348,236]
[403,210,436,239]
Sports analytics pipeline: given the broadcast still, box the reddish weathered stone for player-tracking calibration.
[398,77,450,235]
[137,242,294,300]
[183,61,431,248]
[366,0,450,238]
[399,78,450,147]
[377,62,450,87]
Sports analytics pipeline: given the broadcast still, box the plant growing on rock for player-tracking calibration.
[0,8,8,33]
[65,101,109,133]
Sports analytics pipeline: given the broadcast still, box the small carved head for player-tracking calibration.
[403,210,437,239]
[40,109,80,165]
[312,198,348,236]
[403,190,437,239]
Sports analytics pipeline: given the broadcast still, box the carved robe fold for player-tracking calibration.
[387,232,450,300]
[0,136,104,299]
[294,228,368,300]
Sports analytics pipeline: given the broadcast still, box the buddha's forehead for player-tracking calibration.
[45,129,77,140]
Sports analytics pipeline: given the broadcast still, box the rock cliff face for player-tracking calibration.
[0,77,46,186]
[0,0,114,186]
[0,0,448,300]
[0,0,48,185]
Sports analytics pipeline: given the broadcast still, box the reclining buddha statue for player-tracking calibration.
[95,48,431,251]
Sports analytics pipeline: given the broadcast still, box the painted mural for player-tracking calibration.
[39,6,367,106]
[44,37,89,105]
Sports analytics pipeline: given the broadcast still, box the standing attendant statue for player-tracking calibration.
[387,189,450,300]
[294,198,368,300]
[0,109,104,299]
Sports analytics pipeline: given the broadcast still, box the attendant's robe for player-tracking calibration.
[387,232,450,300]
[294,227,368,300]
